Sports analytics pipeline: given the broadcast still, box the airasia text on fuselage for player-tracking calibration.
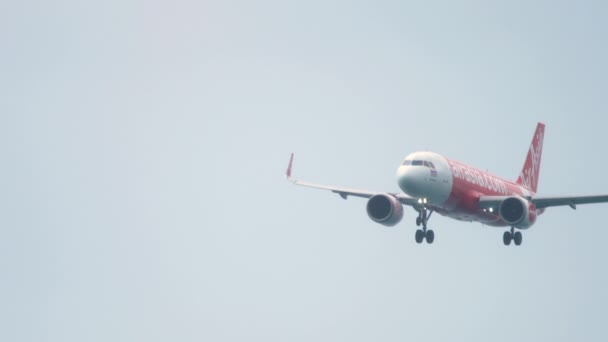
[449,160,509,195]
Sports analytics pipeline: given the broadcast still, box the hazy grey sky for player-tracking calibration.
[2,1,608,341]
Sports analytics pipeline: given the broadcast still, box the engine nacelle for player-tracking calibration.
[366,194,404,227]
[498,196,535,228]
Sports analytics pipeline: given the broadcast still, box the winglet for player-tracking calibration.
[285,153,294,180]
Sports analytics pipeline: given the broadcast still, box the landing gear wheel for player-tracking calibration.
[513,231,522,246]
[426,230,435,244]
[415,230,424,244]
[503,231,512,246]
[416,217,422,226]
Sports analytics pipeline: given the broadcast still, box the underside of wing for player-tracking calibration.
[285,153,418,207]
[478,194,608,210]
[532,195,608,209]
[289,178,377,199]
[477,196,509,210]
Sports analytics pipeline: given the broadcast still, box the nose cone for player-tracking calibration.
[397,166,426,198]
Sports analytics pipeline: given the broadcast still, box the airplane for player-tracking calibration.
[285,122,608,245]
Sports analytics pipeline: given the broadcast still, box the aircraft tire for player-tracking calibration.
[513,231,522,246]
[426,230,435,244]
[503,231,512,246]
[415,230,424,244]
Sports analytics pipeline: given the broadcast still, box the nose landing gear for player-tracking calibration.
[415,208,434,244]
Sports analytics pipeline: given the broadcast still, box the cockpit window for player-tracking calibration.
[407,160,436,168]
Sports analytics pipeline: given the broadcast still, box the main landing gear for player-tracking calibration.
[415,208,434,244]
[503,227,523,246]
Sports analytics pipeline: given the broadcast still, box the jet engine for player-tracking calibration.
[498,196,535,228]
[366,194,404,227]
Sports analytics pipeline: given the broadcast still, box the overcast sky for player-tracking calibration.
[2,1,608,341]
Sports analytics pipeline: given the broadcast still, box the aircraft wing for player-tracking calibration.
[285,154,419,206]
[532,195,608,209]
[478,194,608,210]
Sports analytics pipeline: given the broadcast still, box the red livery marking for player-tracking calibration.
[517,123,545,193]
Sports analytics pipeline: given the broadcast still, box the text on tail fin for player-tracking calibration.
[517,122,545,193]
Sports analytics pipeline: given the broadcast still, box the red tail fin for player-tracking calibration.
[516,122,545,193]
